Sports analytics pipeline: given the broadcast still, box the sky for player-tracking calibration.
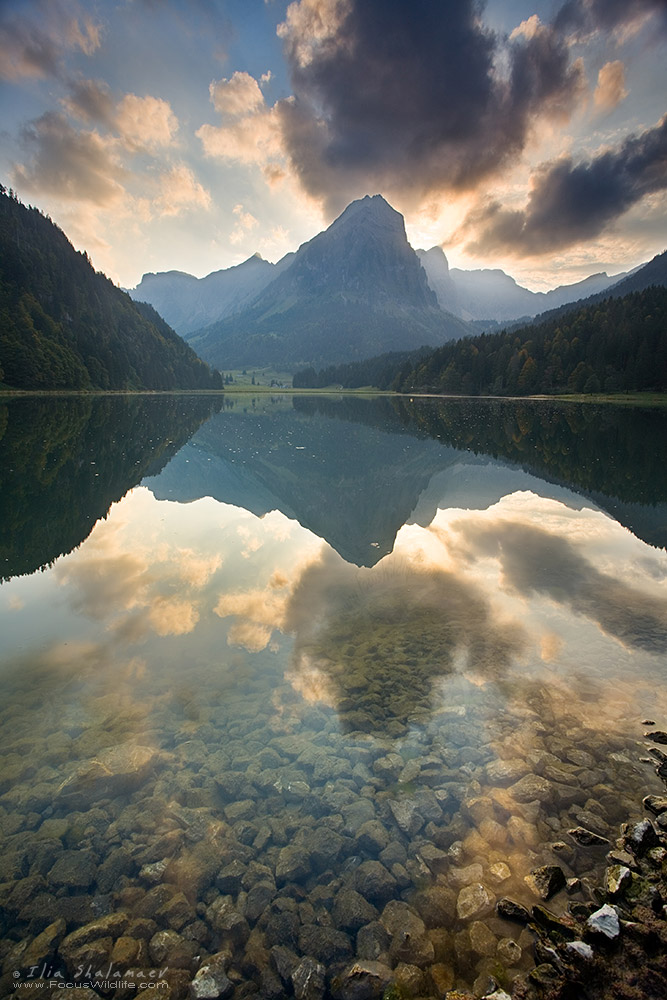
[0,0,665,292]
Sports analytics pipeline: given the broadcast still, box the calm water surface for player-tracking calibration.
[1,394,666,998]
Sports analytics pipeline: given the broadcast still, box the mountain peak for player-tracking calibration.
[418,246,450,274]
[328,193,405,234]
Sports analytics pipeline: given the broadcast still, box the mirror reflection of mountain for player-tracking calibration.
[388,396,667,549]
[144,394,667,565]
[0,394,222,581]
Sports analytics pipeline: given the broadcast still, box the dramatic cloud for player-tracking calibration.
[64,79,179,152]
[272,0,586,215]
[0,0,100,81]
[63,77,116,126]
[197,73,284,174]
[461,115,667,255]
[13,112,123,205]
[554,0,667,41]
[593,61,628,112]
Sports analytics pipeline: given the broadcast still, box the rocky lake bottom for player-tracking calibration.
[2,396,667,999]
[1,614,666,1000]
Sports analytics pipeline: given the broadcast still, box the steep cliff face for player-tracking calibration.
[187,195,470,370]
[278,195,438,307]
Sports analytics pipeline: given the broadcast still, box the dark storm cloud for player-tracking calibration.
[276,0,585,214]
[461,115,667,255]
[555,0,667,39]
[458,520,667,654]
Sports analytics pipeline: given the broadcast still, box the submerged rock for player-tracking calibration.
[496,898,530,924]
[190,954,234,999]
[568,826,610,847]
[292,956,326,1000]
[456,883,494,921]
[56,744,160,806]
[331,960,393,1000]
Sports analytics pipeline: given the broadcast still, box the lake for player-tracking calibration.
[1,393,666,999]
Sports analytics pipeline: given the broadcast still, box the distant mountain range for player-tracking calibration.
[0,186,221,391]
[180,195,471,370]
[132,252,293,336]
[294,251,667,394]
[129,194,643,373]
[416,245,630,324]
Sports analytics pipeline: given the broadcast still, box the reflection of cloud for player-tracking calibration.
[455,518,667,654]
[177,551,222,588]
[540,632,564,662]
[55,511,221,641]
[214,587,289,651]
[58,550,149,617]
[148,597,199,636]
[283,546,525,733]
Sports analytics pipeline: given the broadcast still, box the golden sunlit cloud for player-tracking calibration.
[210,71,265,116]
[230,202,259,244]
[593,60,628,111]
[277,0,350,69]
[115,93,179,151]
[156,164,211,217]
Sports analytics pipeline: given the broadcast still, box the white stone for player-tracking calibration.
[586,904,620,939]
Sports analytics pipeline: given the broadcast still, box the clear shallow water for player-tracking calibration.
[1,394,666,998]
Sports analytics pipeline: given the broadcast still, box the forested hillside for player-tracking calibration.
[295,286,667,395]
[0,187,221,391]
[397,286,667,395]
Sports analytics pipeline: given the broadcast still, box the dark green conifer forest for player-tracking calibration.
[295,285,667,395]
[0,186,221,391]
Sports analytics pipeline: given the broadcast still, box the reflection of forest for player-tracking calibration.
[295,395,667,548]
[0,395,222,581]
[388,396,667,506]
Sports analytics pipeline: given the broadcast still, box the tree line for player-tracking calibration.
[0,186,221,391]
[294,285,667,395]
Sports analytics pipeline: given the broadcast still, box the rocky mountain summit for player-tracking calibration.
[185,195,470,370]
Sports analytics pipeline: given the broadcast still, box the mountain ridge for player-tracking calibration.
[417,245,630,323]
[184,195,472,371]
[128,196,642,340]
